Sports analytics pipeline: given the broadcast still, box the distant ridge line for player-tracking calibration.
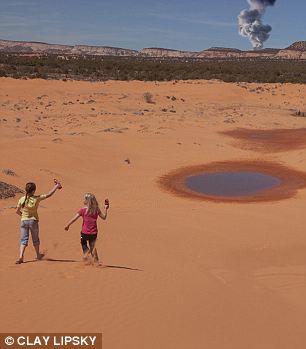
[0,38,306,59]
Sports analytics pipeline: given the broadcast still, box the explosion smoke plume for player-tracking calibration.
[238,0,277,49]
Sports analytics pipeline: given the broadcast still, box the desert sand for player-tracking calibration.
[1,77,306,349]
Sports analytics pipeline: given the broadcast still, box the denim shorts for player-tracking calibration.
[20,219,40,246]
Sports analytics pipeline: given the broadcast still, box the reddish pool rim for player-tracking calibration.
[158,160,306,203]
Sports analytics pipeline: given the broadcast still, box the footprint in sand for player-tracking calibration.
[59,272,76,280]
[254,266,306,292]
[17,298,29,304]
[39,168,61,177]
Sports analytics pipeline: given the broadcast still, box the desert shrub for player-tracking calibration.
[143,92,155,103]
[0,53,306,83]
[294,110,306,117]
[0,181,23,199]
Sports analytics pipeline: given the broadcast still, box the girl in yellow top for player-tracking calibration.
[15,180,62,264]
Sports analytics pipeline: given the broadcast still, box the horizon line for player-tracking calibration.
[0,37,297,52]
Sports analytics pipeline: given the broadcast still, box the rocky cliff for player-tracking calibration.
[196,47,284,59]
[275,41,306,59]
[140,48,195,58]
[0,39,138,56]
[0,39,305,60]
[286,41,306,51]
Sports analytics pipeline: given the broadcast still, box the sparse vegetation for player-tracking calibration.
[0,181,23,199]
[143,92,155,104]
[0,54,305,83]
[294,110,306,117]
[2,169,17,176]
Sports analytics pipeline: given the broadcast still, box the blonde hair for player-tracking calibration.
[84,193,100,215]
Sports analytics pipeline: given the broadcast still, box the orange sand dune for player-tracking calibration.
[1,78,306,349]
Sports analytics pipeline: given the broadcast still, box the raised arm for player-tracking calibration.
[45,183,61,199]
[99,206,109,220]
[65,214,81,231]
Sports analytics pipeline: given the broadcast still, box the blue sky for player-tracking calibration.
[0,0,305,51]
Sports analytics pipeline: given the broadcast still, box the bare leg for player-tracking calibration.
[89,239,99,265]
[16,244,27,263]
[83,249,90,264]
[93,248,99,264]
[34,244,44,260]
[81,243,90,264]
[89,239,96,255]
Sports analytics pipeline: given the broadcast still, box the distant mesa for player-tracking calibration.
[0,39,305,60]
[140,47,195,58]
[0,39,138,57]
[206,47,242,52]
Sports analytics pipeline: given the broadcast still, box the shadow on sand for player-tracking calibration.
[101,264,143,271]
[16,259,142,271]
[18,258,79,264]
[19,259,38,264]
[44,258,79,263]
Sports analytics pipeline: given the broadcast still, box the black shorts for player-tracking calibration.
[80,233,97,253]
[80,233,97,242]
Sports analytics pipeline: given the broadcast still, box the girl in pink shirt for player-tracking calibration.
[65,193,109,264]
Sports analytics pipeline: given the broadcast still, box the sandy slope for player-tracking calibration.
[1,77,306,349]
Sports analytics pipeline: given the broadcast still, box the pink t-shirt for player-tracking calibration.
[78,207,100,234]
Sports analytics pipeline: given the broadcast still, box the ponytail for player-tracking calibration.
[22,182,36,208]
[22,193,28,208]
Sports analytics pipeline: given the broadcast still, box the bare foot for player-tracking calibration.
[93,258,100,267]
[36,253,45,260]
[82,252,91,265]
